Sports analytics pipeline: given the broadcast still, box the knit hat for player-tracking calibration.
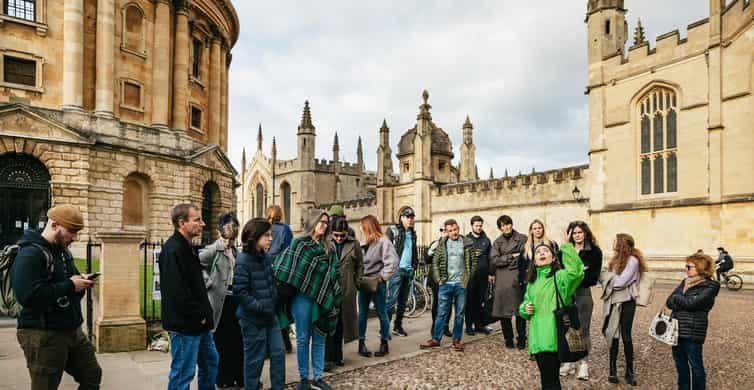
[218,212,239,231]
[302,208,328,235]
[327,205,345,217]
[47,205,84,232]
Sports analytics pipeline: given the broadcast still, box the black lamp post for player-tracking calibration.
[572,185,582,201]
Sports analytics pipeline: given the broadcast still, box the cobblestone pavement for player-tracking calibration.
[296,284,754,389]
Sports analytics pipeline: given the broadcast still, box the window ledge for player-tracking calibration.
[190,76,205,89]
[120,103,144,113]
[189,125,204,134]
[120,45,147,60]
[0,15,48,36]
[0,81,43,93]
[638,192,679,200]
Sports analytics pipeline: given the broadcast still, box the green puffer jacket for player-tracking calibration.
[431,236,478,289]
[518,243,584,355]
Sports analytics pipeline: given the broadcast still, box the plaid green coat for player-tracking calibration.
[431,236,479,289]
[273,236,342,335]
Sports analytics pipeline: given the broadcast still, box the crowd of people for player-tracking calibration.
[7,203,726,390]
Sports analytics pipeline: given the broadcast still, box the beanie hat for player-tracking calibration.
[47,205,84,232]
[327,205,345,217]
[218,212,239,231]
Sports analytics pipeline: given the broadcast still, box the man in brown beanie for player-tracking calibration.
[11,204,102,389]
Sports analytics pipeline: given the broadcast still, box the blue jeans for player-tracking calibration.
[240,319,285,390]
[291,293,325,381]
[387,268,412,328]
[672,338,706,390]
[168,331,219,390]
[433,283,466,342]
[358,281,391,341]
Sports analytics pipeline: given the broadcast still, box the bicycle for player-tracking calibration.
[383,263,432,318]
[718,268,743,291]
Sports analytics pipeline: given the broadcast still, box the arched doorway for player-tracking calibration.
[201,181,220,245]
[0,153,51,246]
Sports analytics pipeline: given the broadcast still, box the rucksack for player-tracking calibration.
[0,243,55,318]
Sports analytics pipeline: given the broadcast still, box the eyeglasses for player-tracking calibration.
[685,264,696,270]
[332,232,346,238]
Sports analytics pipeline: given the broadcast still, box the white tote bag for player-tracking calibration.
[635,272,656,307]
[648,310,679,346]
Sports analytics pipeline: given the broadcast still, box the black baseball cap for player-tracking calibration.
[400,207,416,217]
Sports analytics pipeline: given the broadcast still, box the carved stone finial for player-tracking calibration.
[333,132,339,150]
[489,167,494,180]
[298,100,315,131]
[417,90,432,121]
[463,115,473,129]
[633,18,646,46]
[380,119,389,131]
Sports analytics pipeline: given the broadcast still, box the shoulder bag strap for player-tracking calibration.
[554,272,566,310]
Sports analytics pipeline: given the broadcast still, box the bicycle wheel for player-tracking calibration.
[406,280,429,318]
[726,274,743,291]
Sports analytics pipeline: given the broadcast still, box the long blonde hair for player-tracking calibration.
[608,233,648,275]
[524,219,557,260]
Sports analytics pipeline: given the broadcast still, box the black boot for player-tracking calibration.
[358,340,373,358]
[282,327,293,353]
[625,343,637,386]
[374,339,389,357]
[608,339,619,384]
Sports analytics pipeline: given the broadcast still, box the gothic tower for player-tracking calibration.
[377,119,393,186]
[459,115,477,182]
[297,101,316,171]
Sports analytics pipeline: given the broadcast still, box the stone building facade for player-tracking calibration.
[0,0,239,255]
[240,1,753,279]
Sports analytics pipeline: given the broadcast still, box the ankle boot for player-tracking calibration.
[358,340,373,357]
[625,344,637,386]
[608,339,619,384]
[374,339,389,357]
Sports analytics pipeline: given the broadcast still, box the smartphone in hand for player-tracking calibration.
[86,272,101,281]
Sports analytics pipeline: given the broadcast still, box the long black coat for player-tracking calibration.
[666,278,720,343]
[490,231,527,318]
[159,231,214,334]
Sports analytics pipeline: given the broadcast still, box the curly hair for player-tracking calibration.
[686,252,715,279]
[608,233,648,275]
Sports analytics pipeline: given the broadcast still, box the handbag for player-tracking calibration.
[480,281,496,326]
[648,309,679,346]
[636,272,656,307]
[553,275,588,362]
[358,275,380,293]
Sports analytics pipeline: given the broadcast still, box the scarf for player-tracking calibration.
[683,276,704,293]
[273,236,342,335]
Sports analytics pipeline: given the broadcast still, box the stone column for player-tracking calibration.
[171,2,190,132]
[220,45,229,151]
[94,231,146,352]
[208,31,222,146]
[62,0,84,111]
[150,0,171,129]
[94,0,115,118]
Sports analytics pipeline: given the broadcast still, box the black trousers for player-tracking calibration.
[214,296,245,387]
[535,352,562,390]
[500,316,527,343]
[324,312,344,363]
[465,271,488,330]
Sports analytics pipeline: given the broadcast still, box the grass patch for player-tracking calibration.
[73,258,161,320]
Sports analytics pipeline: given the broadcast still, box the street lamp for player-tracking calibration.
[572,185,582,201]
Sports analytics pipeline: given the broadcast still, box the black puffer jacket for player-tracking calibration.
[467,231,491,275]
[386,224,418,270]
[233,250,278,326]
[666,278,720,343]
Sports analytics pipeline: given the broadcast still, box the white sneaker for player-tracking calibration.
[559,362,575,377]
[576,361,589,380]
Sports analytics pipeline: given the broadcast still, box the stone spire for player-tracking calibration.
[256,123,263,151]
[633,18,646,46]
[241,147,246,177]
[271,136,277,161]
[504,168,509,177]
[417,90,432,121]
[298,100,315,133]
[377,119,393,186]
[489,167,494,180]
[332,132,340,162]
[357,136,364,169]
[462,115,473,145]
[459,115,477,182]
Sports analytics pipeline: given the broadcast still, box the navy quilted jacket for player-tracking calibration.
[233,250,278,325]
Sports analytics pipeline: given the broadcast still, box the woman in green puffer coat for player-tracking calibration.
[519,242,584,390]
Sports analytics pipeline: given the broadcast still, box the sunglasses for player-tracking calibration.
[685,264,696,270]
[332,232,347,238]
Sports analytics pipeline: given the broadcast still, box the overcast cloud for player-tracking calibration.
[226,1,709,177]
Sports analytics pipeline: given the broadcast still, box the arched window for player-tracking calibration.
[280,182,291,224]
[201,181,220,244]
[638,87,678,195]
[122,173,151,228]
[255,183,265,218]
[122,4,145,55]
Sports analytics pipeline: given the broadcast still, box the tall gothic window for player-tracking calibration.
[639,87,678,195]
[255,183,265,218]
[281,182,291,225]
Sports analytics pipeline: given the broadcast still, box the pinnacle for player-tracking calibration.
[380,119,389,131]
[633,18,646,46]
[489,167,494,180]
[299,100,315,131]
[417,90,432,121]
[463,115,473,129]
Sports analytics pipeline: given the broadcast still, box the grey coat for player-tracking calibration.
[199,238,236,331]
[336,238,364,343]
[490,231,527,318]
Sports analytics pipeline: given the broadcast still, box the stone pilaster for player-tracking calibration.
[171,2,190,132]
[220,44,229,151]
[62,0,84,111]
[150,0,171,129]
[94,230,147,352]
[94,0,115,118]
[208,31,222,146]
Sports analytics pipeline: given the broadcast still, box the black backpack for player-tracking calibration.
[0,243,54,317]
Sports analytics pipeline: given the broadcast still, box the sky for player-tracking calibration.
[226,1,710,177]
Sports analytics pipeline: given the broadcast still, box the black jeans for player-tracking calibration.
[618,299,636,359]
[324,312,344,363]
[500,316,527,343]
[214,296,244,387]
[465,271,488,330]
[535,352,562,390]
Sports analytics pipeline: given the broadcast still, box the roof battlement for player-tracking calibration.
[435,165,587,197]
[600,1,752,80]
